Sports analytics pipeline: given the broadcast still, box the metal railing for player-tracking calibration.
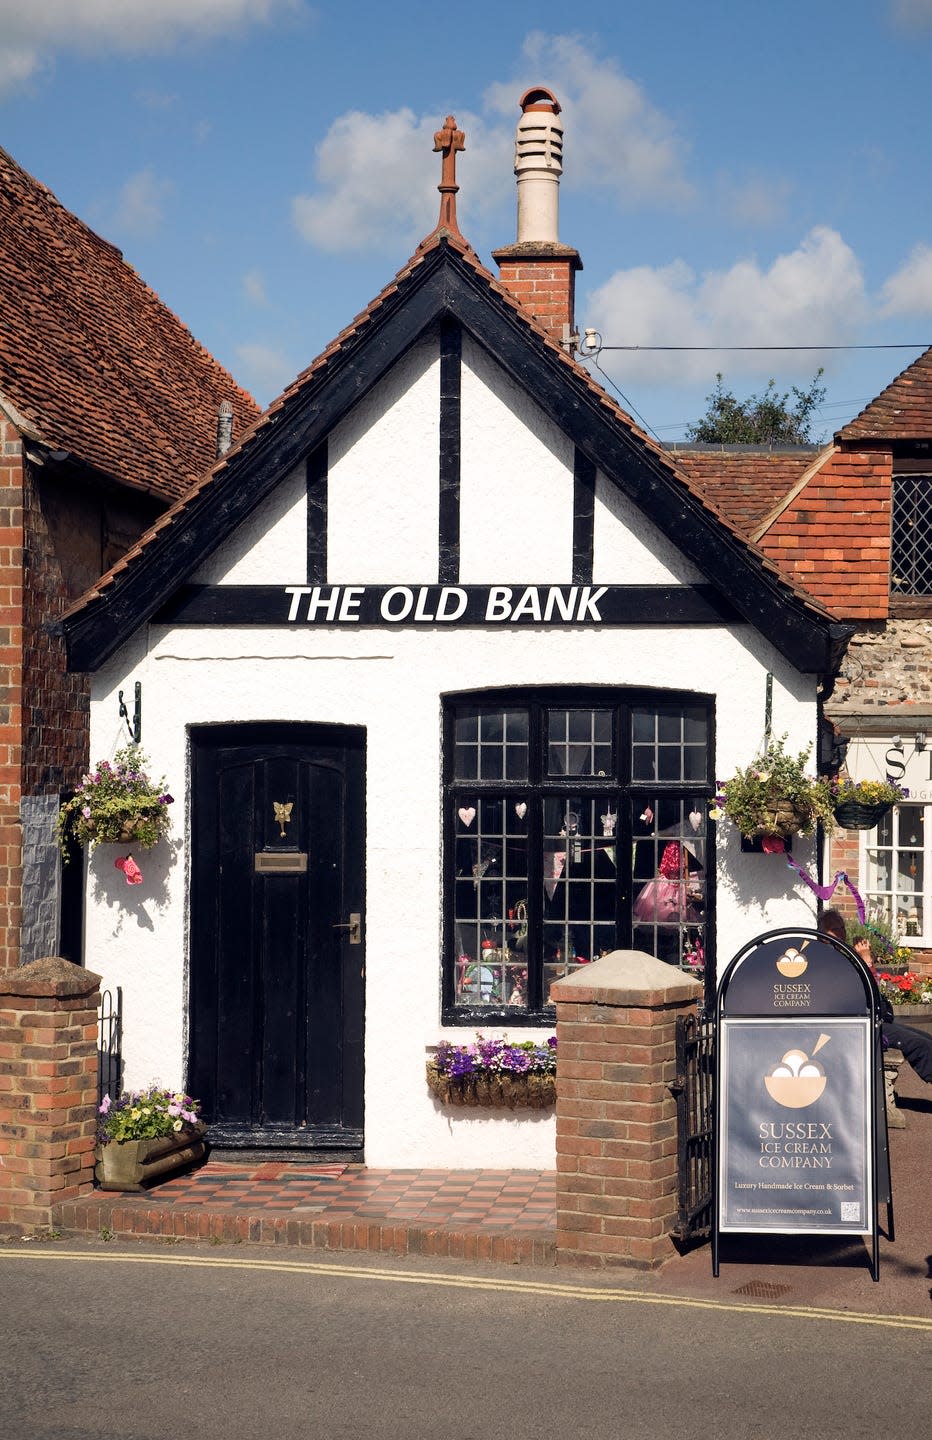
[671,1010,715,1243]
[96,987,123,1111]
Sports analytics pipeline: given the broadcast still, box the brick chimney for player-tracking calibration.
[492,87,581,352]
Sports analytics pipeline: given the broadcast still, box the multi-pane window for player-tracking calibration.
[863,803,927,942]
[891,473,932,595]
[444,690,713,1023]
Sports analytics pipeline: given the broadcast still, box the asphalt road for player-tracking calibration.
[2,1240,929,1440]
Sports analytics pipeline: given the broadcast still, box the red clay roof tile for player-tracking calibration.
[838,346,932,441]
[0,146,260,503]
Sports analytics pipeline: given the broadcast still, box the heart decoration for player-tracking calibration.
[458,806,476,828]
[515,802,527,820]
[689,810,703,831]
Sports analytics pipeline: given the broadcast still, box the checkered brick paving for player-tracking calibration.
[54,1162,557,1266]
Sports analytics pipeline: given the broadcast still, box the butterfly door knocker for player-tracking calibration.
[273,801,294,838]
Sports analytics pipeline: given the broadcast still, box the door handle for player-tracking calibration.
[332,913,362,945]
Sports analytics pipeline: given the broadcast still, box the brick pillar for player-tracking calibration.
[0,956,101,1235]
[551,950,702,1270]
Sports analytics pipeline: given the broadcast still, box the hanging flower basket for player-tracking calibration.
[832,800,893,831]
[710,735,834,843]
[830,778,906,832]
[57,745,174,859]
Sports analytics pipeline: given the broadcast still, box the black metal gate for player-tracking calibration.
[671,1011,715,1243]
[97,987,123,1111]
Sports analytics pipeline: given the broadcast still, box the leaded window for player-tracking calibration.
[891,472,932,595]
[444,689,713,1023]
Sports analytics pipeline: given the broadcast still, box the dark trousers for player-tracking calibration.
[884,1021,932,1084]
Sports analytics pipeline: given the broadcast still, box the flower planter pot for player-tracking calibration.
[426,1061,555,1110]
[833,800,893,831]
[95,1123,207,1192]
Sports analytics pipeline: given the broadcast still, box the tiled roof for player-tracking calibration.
[670,448,816,537]
[674,442,892,622]
[837,346,932,442]
[756,448,891,621]
[65,227,839,659]
[0,146,259,502]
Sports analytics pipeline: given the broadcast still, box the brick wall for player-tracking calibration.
[551,951,702,1269]
[492,245,581,348]
[0,415,25,968]
[0,956,100,1235]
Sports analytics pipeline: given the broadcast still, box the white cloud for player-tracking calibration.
[112,169,173,236]
[891,0,932,28]
[234,341,294,400]
[586,227,867,384]
[0,1,304,96]
[291,107,511,255]
[880,244,932,315]
[484,32,693,208]
[292,33,692,257]
[242,270,269,306]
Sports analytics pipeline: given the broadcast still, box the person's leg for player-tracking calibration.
[884,1022,932,1084]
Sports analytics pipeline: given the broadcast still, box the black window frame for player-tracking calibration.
[441,685,716,1026]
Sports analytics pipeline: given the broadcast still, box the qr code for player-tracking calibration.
[841,1202,861,1223]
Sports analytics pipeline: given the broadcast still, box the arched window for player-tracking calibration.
[443,688,714,1024]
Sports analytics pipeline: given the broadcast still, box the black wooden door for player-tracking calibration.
[190,723,365,1150]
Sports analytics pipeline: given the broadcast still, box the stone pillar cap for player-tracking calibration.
[550,949,703,1007]
[0,955,103,999]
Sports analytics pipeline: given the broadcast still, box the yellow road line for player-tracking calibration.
[2,1246,931,1333]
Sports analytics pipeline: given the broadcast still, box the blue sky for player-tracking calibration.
[3,0,932,441]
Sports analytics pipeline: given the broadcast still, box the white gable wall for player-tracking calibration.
[83,329,823,1170]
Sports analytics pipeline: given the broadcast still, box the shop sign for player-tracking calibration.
[154,582,737,630]
[854,739,932,803]
[713,929,883,1275]
[718,1017,871,1234]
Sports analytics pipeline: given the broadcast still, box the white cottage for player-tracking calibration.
[63,93,847,1168]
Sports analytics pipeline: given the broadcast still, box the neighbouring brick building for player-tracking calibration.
[675,347,932,972]
[0,146,259,970]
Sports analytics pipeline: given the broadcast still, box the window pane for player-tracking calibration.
[541,795,619,1001]
[454,706,528,781]
[631,705,709,785]
[631,796,707,976]
[453,792,529,1008]
[547,709,613,776]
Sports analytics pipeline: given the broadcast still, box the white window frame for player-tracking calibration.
[860,801,931,947]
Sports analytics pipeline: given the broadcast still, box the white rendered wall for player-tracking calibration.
[82,338,822,1170]
[593,471,705,583]
[459,336,574,581]
[328,335,439,582]
[193,463,307,585]
[86,620,819,1170]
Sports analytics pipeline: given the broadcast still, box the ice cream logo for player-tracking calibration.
[763,1034,830,1108]
[775,941,809,978]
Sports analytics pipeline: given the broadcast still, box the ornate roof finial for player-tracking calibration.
[432,114,465,238]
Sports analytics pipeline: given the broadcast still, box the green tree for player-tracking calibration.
[686,369,826,445]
